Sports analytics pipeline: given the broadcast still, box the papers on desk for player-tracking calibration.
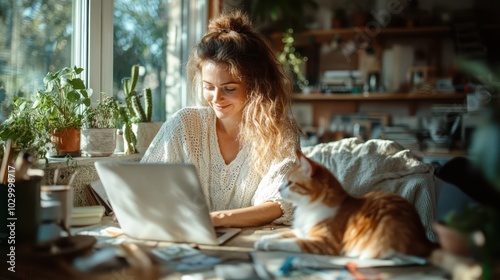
[250,251,428,279]
[151,244,221,272]
[75,224,126,247]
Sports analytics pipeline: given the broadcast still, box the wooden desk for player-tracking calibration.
[3,217,459,280]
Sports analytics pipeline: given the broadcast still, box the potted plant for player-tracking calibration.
[120,64,161,154]
[80,93,120,157]
[0,98,51,161]
[0,66,91,160]
[434,96,500,278]
[34,66,92,157]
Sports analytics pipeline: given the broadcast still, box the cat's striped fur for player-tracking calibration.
[254,150,438,258]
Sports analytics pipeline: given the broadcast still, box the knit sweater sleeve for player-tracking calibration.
[252,157,296,225]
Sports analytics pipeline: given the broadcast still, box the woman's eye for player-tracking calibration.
[203,85,214,90]
[224,87,235,92]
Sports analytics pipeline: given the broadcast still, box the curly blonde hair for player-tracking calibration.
[187,11,301,175]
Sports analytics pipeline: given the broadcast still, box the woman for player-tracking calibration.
[141,11,301,227]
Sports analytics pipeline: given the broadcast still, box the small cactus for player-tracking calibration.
[120,107,136,154]
[144,88,152,123]
[122,64,152,123]
[120,64,153,154]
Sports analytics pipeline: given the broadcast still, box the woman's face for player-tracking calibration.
[202,61,247,123]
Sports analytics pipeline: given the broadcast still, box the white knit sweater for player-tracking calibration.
[141,107,295,225]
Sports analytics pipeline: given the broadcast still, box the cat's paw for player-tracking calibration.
[258,232,285,241]
[254,239,301,252]
[254,239,279,251]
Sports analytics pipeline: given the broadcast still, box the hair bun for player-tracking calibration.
[217,28,230,33]
[208,11,250,34]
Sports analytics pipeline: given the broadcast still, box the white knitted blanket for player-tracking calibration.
[302,138,438,242]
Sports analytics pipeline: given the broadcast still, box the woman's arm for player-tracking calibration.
[210,201,283,227]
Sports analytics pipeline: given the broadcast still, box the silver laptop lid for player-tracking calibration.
[94,161,220,245]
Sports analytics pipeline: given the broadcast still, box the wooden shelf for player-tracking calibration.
[292,92,466,101]
[270,26,453,46]
[292,92,467,125]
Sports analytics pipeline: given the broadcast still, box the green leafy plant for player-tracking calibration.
[35,66,92,130]
[439,60,500,279]
[0,66,92,160]
[0,98,50,160]
[83,93,120,129]
[442,203,500,279]
[279,28,309,90]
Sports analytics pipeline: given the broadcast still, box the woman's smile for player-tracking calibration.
[201,61,247,123]
[214,103,230,110]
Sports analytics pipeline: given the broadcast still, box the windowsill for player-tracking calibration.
[36,153,143,169]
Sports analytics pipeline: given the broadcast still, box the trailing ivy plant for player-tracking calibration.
[278,28,309,91]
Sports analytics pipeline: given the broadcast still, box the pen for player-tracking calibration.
[345,262,366,280]
[345,262,381,280]
[276,256,295,277]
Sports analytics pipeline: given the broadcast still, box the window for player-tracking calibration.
[0,0,207,123]
[103,0,207,121]
[0,0,77,121]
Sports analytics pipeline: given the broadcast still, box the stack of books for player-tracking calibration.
[381,126,421,152]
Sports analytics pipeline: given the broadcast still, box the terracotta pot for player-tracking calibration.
[50,127,81,157]
[434,222,470,257]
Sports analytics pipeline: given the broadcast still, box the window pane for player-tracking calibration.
[0,0,74,121]
[113,0,208,122]
[113,0,169,121]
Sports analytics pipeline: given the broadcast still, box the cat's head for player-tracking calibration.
[279,150,347,207]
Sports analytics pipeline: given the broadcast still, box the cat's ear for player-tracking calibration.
[296,150,316,176]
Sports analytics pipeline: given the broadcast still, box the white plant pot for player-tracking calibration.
[124,122,163,154]
[80,128,117,157]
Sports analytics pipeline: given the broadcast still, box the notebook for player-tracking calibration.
[94,161,241,245]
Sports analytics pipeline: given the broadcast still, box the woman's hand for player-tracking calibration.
[209,202,283,228]
[210,210,232,227]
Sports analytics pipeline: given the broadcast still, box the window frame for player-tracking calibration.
[85,0,114,103]
[82,0,207,113]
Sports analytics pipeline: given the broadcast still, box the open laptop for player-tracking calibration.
[94,161,241,245]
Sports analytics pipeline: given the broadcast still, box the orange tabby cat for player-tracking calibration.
[254,150,438,258]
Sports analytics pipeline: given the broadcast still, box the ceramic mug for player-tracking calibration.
[40,185,73,233]
[1,176,43,244]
